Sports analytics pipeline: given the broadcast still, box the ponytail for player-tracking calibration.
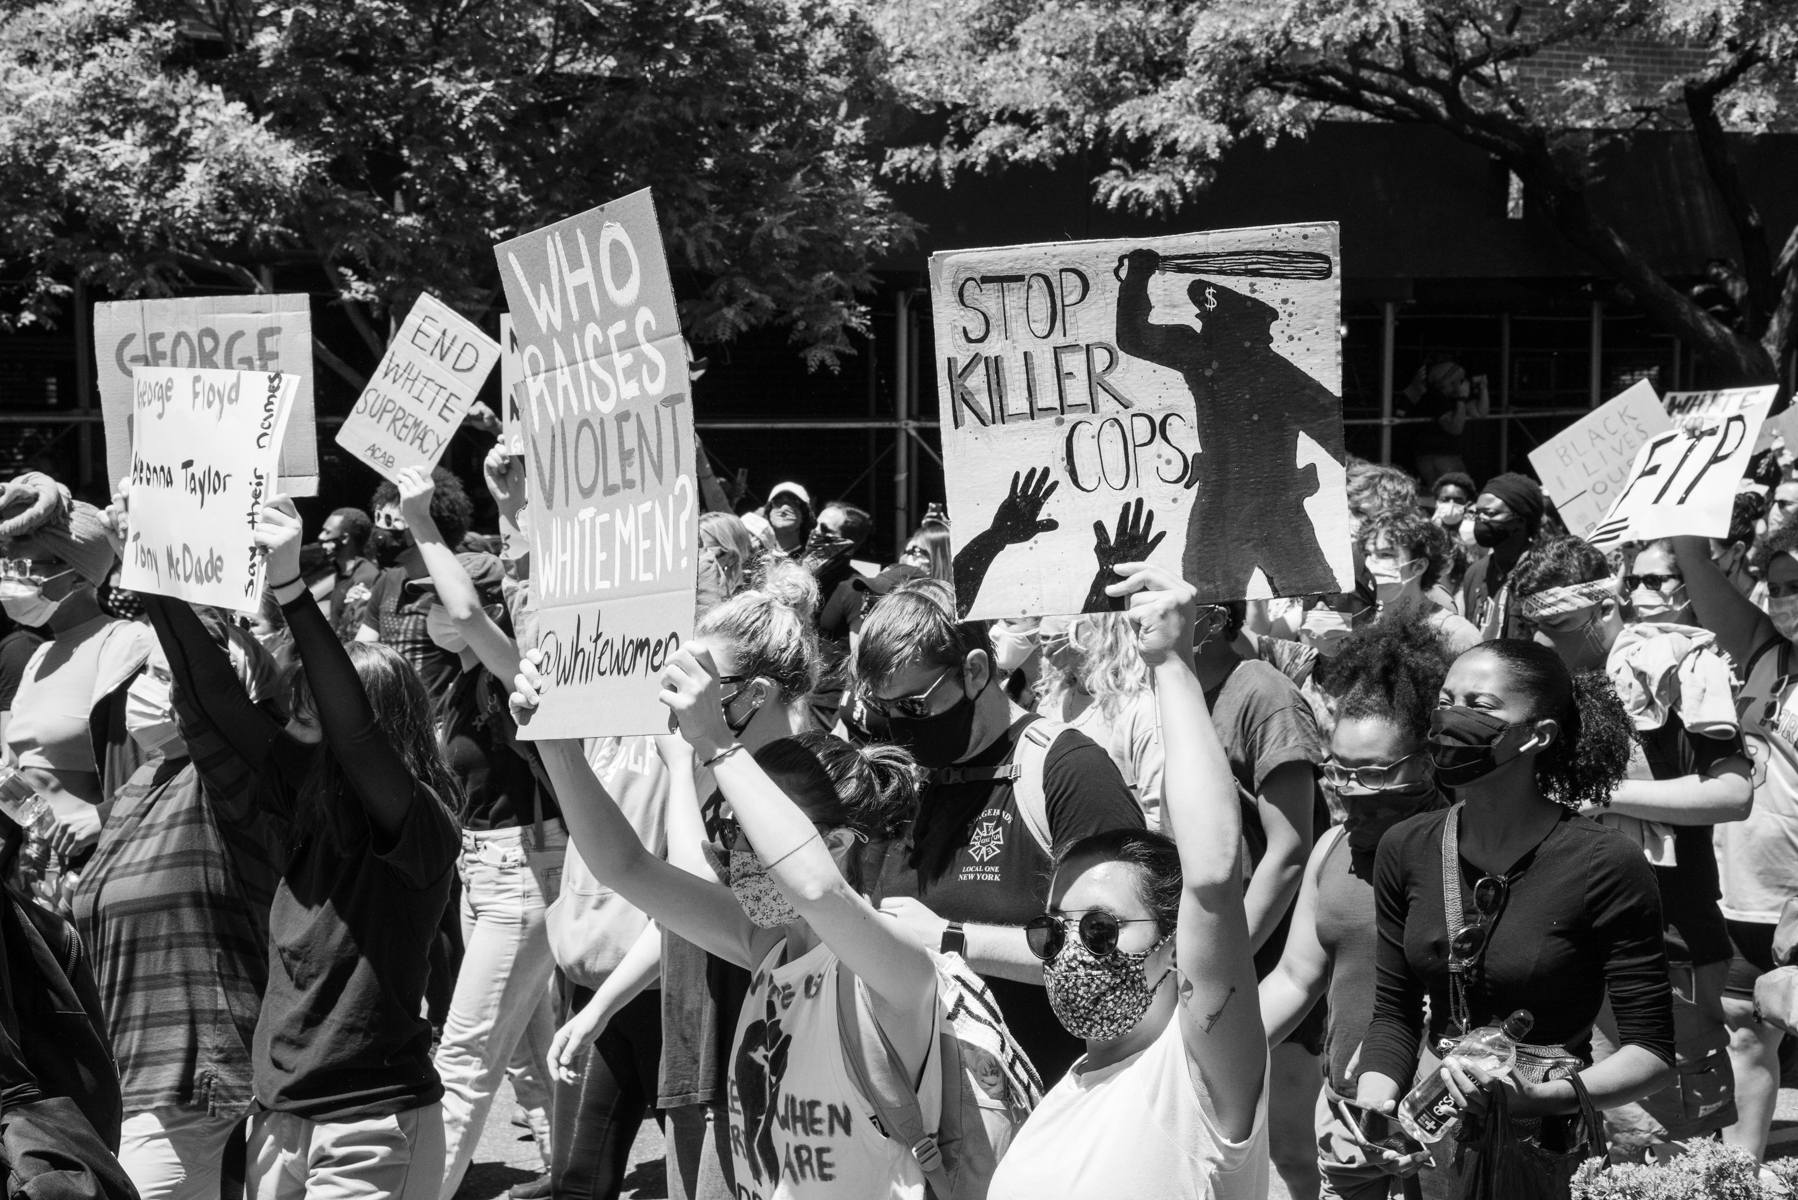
[1544,669,1633,811]
[754,732,922,840]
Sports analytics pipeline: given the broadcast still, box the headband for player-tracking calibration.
[1515,578,1619,620]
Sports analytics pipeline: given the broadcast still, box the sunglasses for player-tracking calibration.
[1025,910,1159,962]
[1320,751,1426,791]
[864,667,960,720]
[1624,573,1683,594]
[0,559,77,599]
[1448,874,1509,972]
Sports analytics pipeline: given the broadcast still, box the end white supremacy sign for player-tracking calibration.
[336,293,499,480]
[121,367,297,611]
[493,188,695,739]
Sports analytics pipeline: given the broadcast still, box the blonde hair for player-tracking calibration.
[695,557,821,702]
[699,511,758,597]
[1040,613,1149,720]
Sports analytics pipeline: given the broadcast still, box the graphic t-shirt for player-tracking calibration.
[365,568,458,700]
[1720,635,1798,923]
[728,940,940,1200]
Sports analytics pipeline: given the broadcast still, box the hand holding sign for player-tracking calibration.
[252,498,304,587]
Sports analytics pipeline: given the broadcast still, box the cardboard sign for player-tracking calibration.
[493,188,695,738]
[497,314,529,563]
[1528,381,1673,539]
[95,295,317,496]
[120,366,297,610]
[928,223,1353,617]
[335,293,499,480]
[1588,385,1776,548]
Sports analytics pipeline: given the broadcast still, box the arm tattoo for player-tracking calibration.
[1202,986,1237,1034]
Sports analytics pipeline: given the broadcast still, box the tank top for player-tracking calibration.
[1720,635,1798,922]
[728,939,940,1199]
[1311,826,1379,1093]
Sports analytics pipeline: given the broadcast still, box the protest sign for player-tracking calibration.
[493,188,695,739]
[927,223,1353,617]
[1528,381,1672,539]
[120,366,297,611]
[335,293,499,481]
[497,313,529,563]
[1588,385,1776,548]
[95,295,317,495]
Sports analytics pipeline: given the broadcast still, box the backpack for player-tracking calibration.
[835,950,1044,1200]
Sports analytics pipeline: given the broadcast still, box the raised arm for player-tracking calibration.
[1259,827,1337,1045]
[1671,534,1777,668]
[396,466,520,683]
[1114,248,1203,368]
[661,645,938,1056]
[257,499,417,839]
[1113,562,1265,1141]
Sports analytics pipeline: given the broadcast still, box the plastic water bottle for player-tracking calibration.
[1397,1009,1535,1144]
[0,765,55,837]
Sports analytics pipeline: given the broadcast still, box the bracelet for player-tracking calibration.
[700,743,744,769]
[267,573,304,591]
[765,831,821,870]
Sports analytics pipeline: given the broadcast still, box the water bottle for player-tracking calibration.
[1397,1009,1535,1144]
[0,765,55,838]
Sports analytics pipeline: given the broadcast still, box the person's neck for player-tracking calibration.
[1053,685,1093,724]
[1454,771,1564,875]
[782,919,823,962]
[1084,976,1177,1072]
[774,526,803,553]
[1377,588,1430,620]
[49,589,103,634]
[398,548,428,581]
[958,688,1024,762]
[335,550,360,574]
[1193,636,1241,691]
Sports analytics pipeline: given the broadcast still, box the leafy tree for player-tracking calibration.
[883,0,1798,384]
[0,0,911,373]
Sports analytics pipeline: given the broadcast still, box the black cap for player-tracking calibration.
[852,563,926,596]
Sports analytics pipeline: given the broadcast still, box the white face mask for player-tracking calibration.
[125,672,184,757]
[426,606,468,655]
[1771,596,1798,642]
[1629,583,1689,624]
[1301,607,1355,656]
[0,591,59,627]
[1458,515,1479,549]
[1365,556,1423,606]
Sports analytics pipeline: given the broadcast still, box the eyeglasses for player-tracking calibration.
[864,667,960,720]
[1624,573,1684,594]
[1025,910,1160,962]
[0,559,75,599]
[1320,752,1426,790]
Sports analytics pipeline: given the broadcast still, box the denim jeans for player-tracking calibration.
[551,985,662,1200]
[433,823,565,1199]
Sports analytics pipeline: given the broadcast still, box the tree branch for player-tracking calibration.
[1684,49,1775,333]
[313,336,368,391]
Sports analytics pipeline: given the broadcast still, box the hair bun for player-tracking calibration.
[752,557,821,617]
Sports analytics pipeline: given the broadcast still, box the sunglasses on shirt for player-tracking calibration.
[1025,910,1158,962]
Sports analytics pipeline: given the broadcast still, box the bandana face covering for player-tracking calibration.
[1043,933,1171,1041]
[1428,707,1531,788]
[371,526,413,569]
[729,848,802,928]
[1629,582,1689,624]
[1771,596,1798,642]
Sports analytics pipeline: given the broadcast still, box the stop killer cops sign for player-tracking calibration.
[494,189,695,739]
[928,223,1354,618]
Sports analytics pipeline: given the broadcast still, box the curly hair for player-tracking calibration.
[1751,508,1798,578]
[1359,509,1452,593]
[1039,613,1151,722]
[372,467,475,549]
[1319,609,1455,740]
[1464,640,1633,810]
[1509,535,1612,595]
[1346,458,1419,522]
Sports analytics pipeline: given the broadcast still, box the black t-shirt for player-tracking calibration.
[0,629,44,711]
[1639,715,1742,965]
[871,714,1145,1083]
[366,568,459,700]
[329,558,381,640]
[440,668,560,832]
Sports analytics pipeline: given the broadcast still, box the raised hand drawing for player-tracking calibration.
[1083,498,1167,612]
[952,467,1061,616]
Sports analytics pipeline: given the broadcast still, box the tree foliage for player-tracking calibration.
[883,0,1798,384]
[0,0,913,370]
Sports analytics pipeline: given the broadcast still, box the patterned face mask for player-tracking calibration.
[729,848,802,929]
[1042,932,1172,1041]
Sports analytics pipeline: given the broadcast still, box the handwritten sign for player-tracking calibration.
[120,367,297,611]
[1528,381,1673,539]
[95,295,317,496]
[493,188,695,739]
[498,314,530,563]
[928,223,1353,617]
[334,293,498,480]
[1588,385,1775,548]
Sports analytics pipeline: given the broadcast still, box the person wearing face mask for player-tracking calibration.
[1354,641,1673,1196]
[987,565,1270,1200]
[513,638,946,1200]
[70,615,286,1200]
[1359,510,1482,658]
[848,579,1144,1086]
[1431,472,1475,534]
[1261,614,1451,1200]
[1459,473,1550,641]
[317,508,378,638]
[0,472,152,905]
[748,481,814,558]
[1428,472,1477,602]
[1034,613,1164,824]
[1666,529,1798,1162]
[356,468,475,701]
[389,467,566,1200]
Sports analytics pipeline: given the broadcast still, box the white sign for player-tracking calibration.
[121,367,297,611]
[334,293,499,480]
[928,222,1352,617]
[1528,381,1672,539]
[1588,386,1776,548]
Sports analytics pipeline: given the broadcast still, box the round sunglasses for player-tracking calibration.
[1025,910,1158,962]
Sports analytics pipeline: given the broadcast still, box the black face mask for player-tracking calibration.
[371,527,413,568]
[1339,782,1436,853]
[1428,707,1530,788]
[1472,517,1517,549]
[888,689,978,769]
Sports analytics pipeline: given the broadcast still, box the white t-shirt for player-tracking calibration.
[989,1014,1269,1200]
[728,939,941,1199]
[1718,636,1798,923]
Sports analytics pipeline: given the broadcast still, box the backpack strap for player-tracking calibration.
[1010,718,1063,856]
[835,966,954,1200]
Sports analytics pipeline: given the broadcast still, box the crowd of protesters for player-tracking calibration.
[5,421,1798,1200]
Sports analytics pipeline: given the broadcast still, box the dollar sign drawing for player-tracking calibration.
[1203,286,1218,310]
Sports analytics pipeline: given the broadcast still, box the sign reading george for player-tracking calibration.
[335,293,499,480]
[1528,381,1673,539]
[1588,385,1777,548]
[928,223,1353,617]
[95,295,318,496]
[493,188,695,739]
[120,366,297,611]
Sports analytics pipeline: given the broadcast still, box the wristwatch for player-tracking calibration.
[940,921,967,957]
